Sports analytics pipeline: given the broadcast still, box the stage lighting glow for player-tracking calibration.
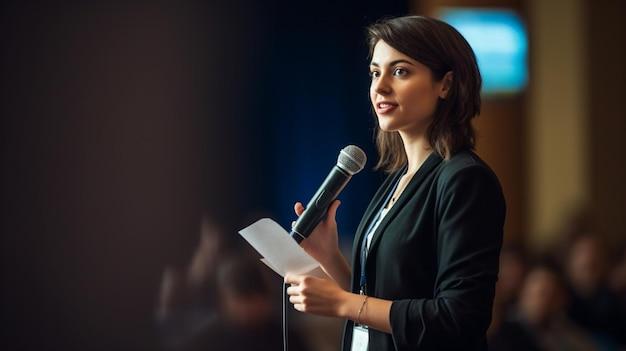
[439,8,528,95]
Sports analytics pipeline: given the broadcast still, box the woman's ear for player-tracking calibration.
[439,71,453,99]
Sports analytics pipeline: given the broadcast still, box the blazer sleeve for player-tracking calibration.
[388,164,505,350]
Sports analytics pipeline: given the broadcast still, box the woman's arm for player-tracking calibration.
[318,249,352,291]
[387,165,505,349]
[285,274,392,333]
[341,293,393,333]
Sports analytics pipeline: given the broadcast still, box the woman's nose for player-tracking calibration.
[372,76,392,96]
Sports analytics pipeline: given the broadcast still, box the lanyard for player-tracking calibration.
[359,168,405,294]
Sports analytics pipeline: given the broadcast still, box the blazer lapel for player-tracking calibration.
[364,152,443,270]
[350,167,405,289]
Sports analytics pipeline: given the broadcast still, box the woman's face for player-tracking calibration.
[369,40,450,134]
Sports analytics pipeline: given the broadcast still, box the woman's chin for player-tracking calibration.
[377,120,399,132]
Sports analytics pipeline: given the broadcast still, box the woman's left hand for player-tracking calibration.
[285,273,350,317]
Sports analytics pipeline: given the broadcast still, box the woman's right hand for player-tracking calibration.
[292,199,342,266]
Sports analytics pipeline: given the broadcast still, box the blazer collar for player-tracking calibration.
[351,151,443,286]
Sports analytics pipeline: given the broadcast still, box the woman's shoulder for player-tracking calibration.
[436,150,501,189]
[434,150,506,214]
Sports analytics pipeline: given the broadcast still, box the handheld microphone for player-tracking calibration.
[290,145,367,243]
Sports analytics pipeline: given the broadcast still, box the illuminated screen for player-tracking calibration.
[439,8,528,95]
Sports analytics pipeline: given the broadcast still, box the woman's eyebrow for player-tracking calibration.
[369,59,415,67]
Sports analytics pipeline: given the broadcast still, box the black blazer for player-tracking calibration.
[341,150,506,351]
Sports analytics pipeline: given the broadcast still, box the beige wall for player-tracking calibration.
[526,0,589,247]
[588,0,626,250]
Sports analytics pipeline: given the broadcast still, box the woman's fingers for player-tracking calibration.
[286,276,308,312]
[284,273,303,286]
[326,199,341,221]
[289,295,304,304]
[286,285,300,295]
[294,202,305,216]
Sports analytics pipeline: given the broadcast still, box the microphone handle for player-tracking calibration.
[290,165,351,243]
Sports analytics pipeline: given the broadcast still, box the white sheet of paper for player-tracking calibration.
[239,218,320,277]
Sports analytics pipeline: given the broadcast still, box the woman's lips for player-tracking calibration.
[376,102,398,114]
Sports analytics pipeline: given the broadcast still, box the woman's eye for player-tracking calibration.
[393,67,408,76]
[369,68,407,79]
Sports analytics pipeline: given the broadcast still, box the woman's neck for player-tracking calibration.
[398,129,432,175]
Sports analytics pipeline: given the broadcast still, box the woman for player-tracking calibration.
[286,15,506,351]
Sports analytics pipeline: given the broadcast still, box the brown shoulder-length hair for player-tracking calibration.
[367,15,482,172]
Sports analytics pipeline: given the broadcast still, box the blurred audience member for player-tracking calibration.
[489,260,597,351]
[608,245,626,305]
[489,244,529,337]
[565,233,626,348]
[155,215,310,351]
[155,215,224,350]
[187,255,310,351]
[498,245,529,304]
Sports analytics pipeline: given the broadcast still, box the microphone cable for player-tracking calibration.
[283,282,289,351]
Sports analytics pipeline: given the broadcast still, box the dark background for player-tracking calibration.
[2,0,406,349]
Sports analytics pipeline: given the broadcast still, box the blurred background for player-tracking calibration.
[2,0,624,350]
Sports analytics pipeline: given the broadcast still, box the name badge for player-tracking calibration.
[351,326,369,351]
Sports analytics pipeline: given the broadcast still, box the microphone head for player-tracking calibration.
[337,145,367,175]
